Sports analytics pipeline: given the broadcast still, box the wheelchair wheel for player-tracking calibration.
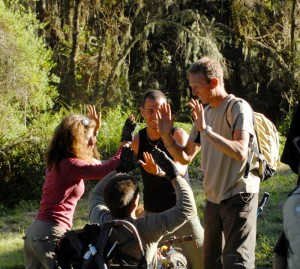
[165,252,188,269]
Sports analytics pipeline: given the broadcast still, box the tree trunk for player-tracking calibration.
[67,0,82,100]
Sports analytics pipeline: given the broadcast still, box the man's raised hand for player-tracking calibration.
[139,152,161,176]
[156,103,174,136]
[188,99,206,132]
[121,114,137,142]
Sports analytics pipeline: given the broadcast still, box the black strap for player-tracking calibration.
[82,221,113,269]
[90,220,147,268]
[244,136,253,178]
[225,99,238,133]
[288,186,300,197]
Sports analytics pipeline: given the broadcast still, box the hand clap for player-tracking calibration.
[116,146,139,173]
[151,147,179,180]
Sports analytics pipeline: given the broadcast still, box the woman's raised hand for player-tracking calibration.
[87,105,101,134]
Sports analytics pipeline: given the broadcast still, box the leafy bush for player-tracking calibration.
[0,111,65,208]
[0,141,45,207]
[0,1,60,208]
[97,105,139,158]
[0,1,58,139]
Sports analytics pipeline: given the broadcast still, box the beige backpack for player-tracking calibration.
[226,97,280,181]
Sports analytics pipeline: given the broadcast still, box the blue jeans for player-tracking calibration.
[203,193,258,269]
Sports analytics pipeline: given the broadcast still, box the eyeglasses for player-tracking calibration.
[81,117,90,126]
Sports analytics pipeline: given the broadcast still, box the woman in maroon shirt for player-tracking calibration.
[23,105,131,269]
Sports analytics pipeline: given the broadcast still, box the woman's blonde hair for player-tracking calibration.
[46,114,100,170]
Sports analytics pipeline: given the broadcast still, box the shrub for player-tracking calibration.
[0,1,60,208]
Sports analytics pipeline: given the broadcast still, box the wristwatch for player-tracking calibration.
[201,126,212,137]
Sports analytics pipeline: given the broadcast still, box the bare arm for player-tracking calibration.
[138,138,190,177]
[203,129,249,161]
[171,128,193,174]
[190,99,249,161]
[158,103,200,165]
[130,132,139,155]
[132,128,190,176]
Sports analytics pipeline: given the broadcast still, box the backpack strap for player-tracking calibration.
[82,221,114,269]
[225,97,241,133]
[89,220,147,268]
[225,97,256,178]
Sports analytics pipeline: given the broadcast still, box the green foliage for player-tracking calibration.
[0,106,68,208]
[278,108,294,137]
[255,169,298,268]
[0,1,58,139]
[0,139,46,207]
[98,105,138,158]
[222,0,300,123]
[0,233,24,268]
[0,1,62,209]
[255,234,274,268]
[2,0,299,125]
[0,199,39,268]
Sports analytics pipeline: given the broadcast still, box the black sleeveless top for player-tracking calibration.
[137,127,190,212]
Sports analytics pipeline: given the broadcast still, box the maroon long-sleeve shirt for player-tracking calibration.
[36,148,121,229]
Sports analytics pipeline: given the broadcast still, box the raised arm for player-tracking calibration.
[88,171,116,224]
[116,146,139,173]
[87,104,101,135]
[139,143,188,177]
[190,99,249,162]
[120,114,137,142]
[140,148,197,239]
[158,103,200,165]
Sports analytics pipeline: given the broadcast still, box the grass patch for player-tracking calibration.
[0,165,297,269]
[0,233,24,269]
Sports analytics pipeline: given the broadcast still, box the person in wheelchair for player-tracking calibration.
[88,146,198,268]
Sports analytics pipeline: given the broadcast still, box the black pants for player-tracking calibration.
[203,193,258,269]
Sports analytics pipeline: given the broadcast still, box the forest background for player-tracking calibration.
[0,0,300,223]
